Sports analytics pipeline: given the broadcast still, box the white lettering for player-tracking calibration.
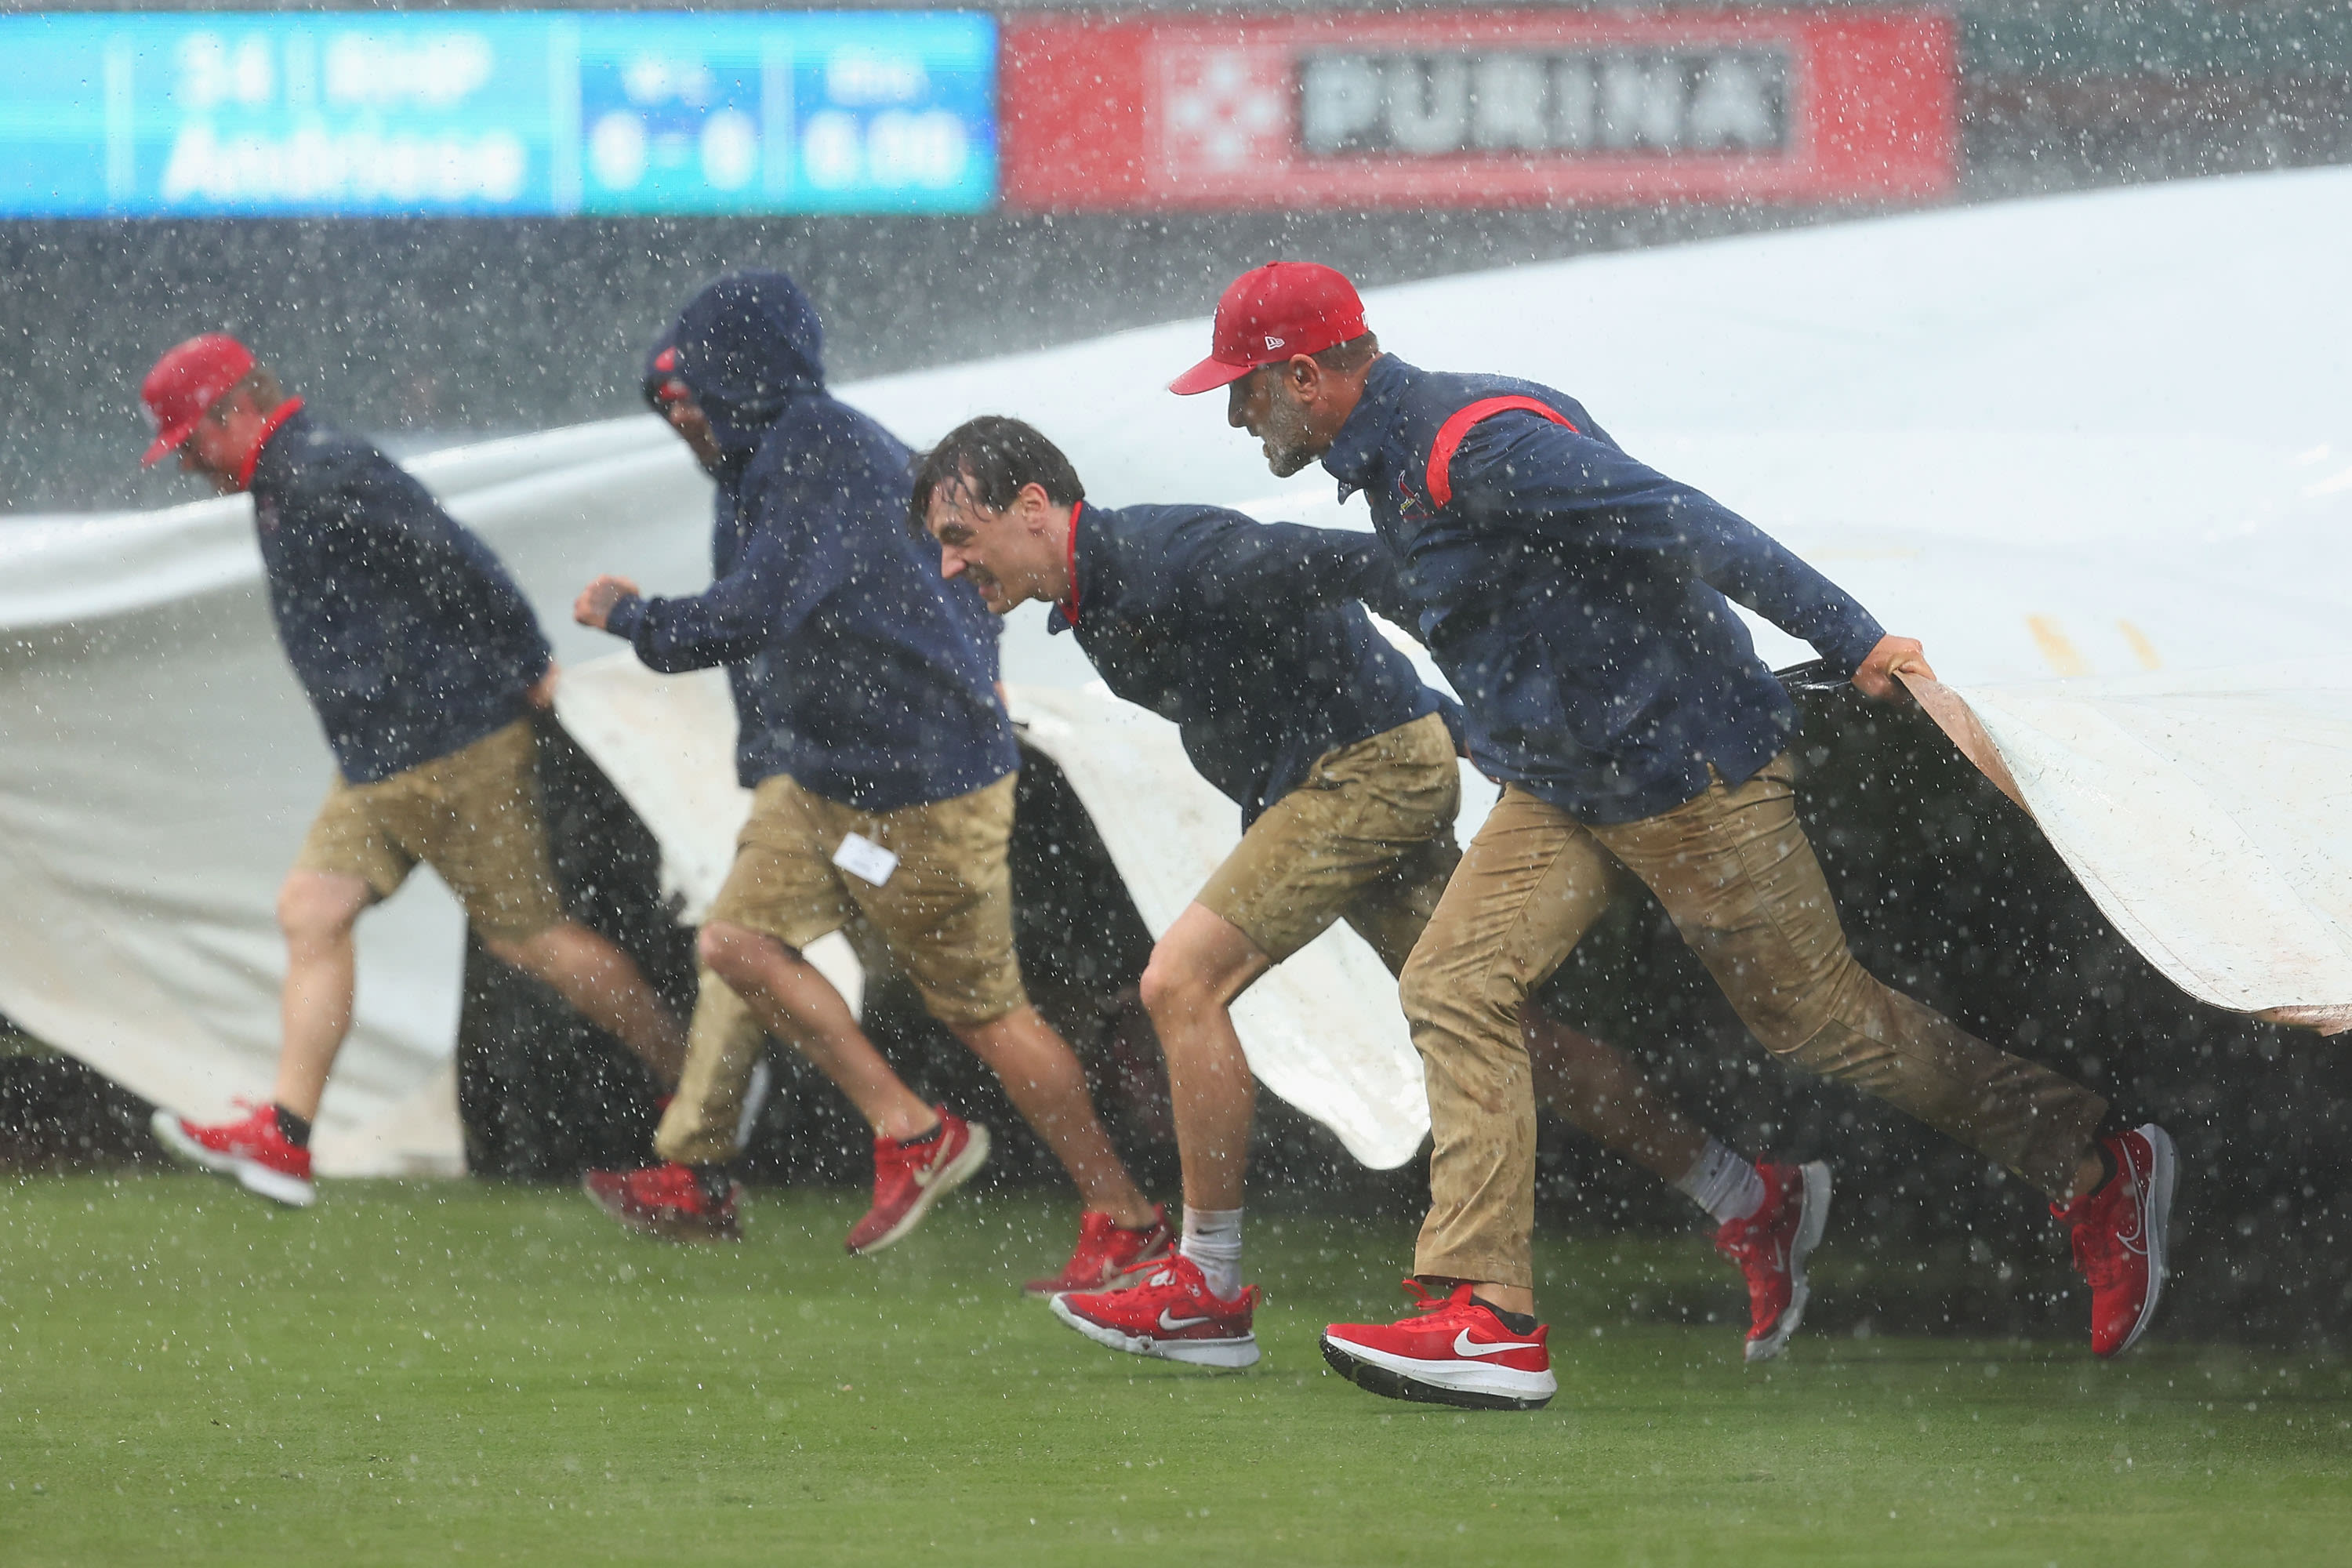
[1686,56,1778,150]
[803,110,863,190]
[1471,55,1549,151]
[1299,55,1382,154]
[700,109,761,191]
[159,122,528,207]
[1385,56,1469,155]
[1297,47,1786,158]
[866,110,967,189]
[1598,56,1683,151]
[827,50,927,107]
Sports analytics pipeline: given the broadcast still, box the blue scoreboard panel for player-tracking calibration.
[0,10,996,216]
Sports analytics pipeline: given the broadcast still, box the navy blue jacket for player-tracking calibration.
[247,406,551,785]
[1050,500,1445,828]
[606,274,1014,810]
[1321,355,1886,824]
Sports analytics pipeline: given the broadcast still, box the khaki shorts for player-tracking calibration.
[1197,710,1462,971]
[705,771,1027,1027]
[294,718,566,942]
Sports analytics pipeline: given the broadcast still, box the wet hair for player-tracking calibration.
[229,365,286,412]
[1313,332,1380,375]
[908,415,1084,535]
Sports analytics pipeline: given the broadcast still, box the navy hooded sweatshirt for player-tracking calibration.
[1051,500,1446,829]
[1320,355,1886,825]
[605,274,1015,810]
[246,405,552,785]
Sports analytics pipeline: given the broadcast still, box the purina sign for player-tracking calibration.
[1295,48,1789,158]
[1003,9,1954,210]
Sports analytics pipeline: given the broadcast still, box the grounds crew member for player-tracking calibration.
[916,415,1833,1368]
[575,273,1171,1288]
[140,333,690,1207]
[1177,262,2174,1409]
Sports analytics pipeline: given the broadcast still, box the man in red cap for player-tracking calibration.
[137,333,688,1207]
[914,414,1831,1373]
[1174,263,2176,1405]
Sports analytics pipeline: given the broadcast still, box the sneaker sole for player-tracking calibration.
[2111,1124,2177,1357]
[1048,1295,1261,1369]
[151,1111,316,1207]
[850,1123,992,1255]
[1318,1334,1555,1410]
[582,1175,744,1243]
[1746,1160,1833,1364]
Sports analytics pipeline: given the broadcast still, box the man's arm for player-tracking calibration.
[1447,415,1886,675]
[583,480,850,673]
[1169,511,1417,628]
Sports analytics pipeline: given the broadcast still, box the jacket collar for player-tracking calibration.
[1319,354,1413,503]
[1047,499,1120,636]
[241,400,308,492]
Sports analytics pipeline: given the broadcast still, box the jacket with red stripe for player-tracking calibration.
[1319,354,1886,824]
[1049,499,1447,829]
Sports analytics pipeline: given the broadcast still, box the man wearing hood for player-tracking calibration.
[576,274,1168,1287]
[135,332,690,1208]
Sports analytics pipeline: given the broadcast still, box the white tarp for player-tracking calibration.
[552,657,1436,1168]
[3,167,2346,1174]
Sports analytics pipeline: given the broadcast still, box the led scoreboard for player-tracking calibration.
[0,10,997,216]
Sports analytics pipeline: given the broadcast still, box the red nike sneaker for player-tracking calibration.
[845,1106,989,1255]
[1051,1252,1259,1368]
[150,1102,314,1207]
[1715,1160,1832,1363]
[1320,1280,1555,1410]
[1023,1204,1174,1297]
[583,1162,743,1243]
[2054,1123,2176,1358]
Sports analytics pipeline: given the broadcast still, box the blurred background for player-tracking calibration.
[3,1,2347,514]
[2,0,2347,1343]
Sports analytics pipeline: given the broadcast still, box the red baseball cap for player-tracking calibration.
[1168,262,1368,396]
[140,333,255,465]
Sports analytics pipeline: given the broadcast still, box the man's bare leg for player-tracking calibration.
[484,920,688,1088]
[698,920,935,1139]
[1138,902,1272,1214]
[1523,1013,1708,1182]
[950,1007,1155,1227]
[1128,902,1279,1298]
[269,869,376,1121]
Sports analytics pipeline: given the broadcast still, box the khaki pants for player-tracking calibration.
[655,772,1025,1167]
[1401,756,2108,1290]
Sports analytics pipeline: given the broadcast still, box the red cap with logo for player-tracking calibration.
[140,333,255,465]
[1168,262,1368,396]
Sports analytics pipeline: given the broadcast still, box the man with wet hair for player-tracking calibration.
[575,273,1170,1288]
[137,332,690,1207]
[915,413,1834,1370]
[1177,261,2174,1408]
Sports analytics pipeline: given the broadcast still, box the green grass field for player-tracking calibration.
[3,1174,2347,1565]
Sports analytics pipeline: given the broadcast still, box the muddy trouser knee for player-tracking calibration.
[1594,756,2107,1201]
[653,968,768,1167]
[1401,788,1621,1291]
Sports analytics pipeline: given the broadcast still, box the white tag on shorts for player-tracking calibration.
[832,831,898,887]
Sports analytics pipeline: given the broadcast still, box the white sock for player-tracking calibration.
[1675,1138,1766,1225]
[1179,1207,1245,1301]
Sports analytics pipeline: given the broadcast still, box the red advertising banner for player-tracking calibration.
[1002,9,1955,210]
